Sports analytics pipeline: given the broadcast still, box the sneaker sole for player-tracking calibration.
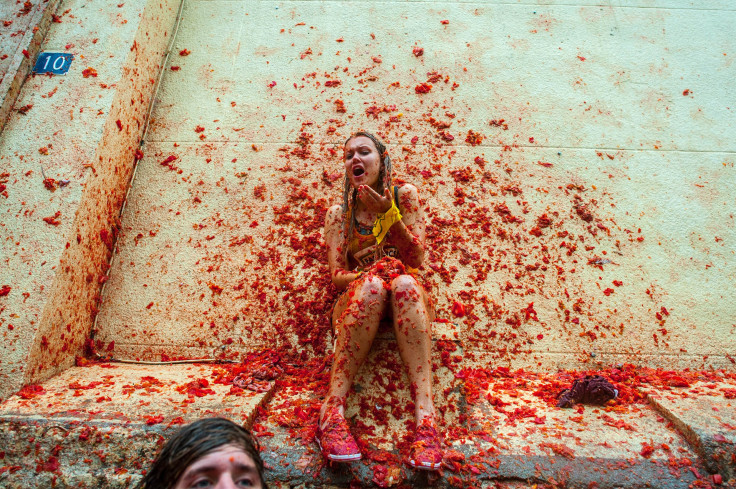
[316,437,361,462]
[409,459,441,470]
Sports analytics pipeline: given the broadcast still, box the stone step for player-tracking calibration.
[0,322,460,487]
[1,357,732,488]
[0,362,272,488]
[258,361,718,489]
[646,381,736,482]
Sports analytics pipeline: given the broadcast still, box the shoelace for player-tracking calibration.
[321,411,350,438]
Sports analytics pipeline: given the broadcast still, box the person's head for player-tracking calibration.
[137,417,268,489]
[342,132,391,193]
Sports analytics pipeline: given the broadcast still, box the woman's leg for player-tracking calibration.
[321,274,388,425]
[390,274,435,424]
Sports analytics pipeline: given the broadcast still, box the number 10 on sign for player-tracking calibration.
[33,53,74,75]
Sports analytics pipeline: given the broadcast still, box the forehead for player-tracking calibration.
[345,136,377,151]
[184,445,256,473]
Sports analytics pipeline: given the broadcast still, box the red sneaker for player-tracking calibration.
[408,421,443,470]
[316,407,361,462]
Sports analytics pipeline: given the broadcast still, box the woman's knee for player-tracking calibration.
[390,274,422,303]
[356,274,389,298]
[346,275,388,313]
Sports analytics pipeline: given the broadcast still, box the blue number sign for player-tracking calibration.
[33,53,74,75]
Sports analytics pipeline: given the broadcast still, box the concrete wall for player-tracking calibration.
[0,0,180,400]
[0,0,64,134]
[94,1,735,371]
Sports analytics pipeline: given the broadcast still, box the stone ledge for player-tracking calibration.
[647,382,736,482]
[0,362,273,488]
[0,361,730,488]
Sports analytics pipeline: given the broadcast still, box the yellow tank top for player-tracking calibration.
[347,186,401,270]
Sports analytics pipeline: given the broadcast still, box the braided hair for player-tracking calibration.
[341,132,392,265]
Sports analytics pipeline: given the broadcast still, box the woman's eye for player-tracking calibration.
[236,478,254,487]
[190,480,212,489]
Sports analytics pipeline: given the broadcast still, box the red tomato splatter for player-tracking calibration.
[17,384,46,399]
[452,301,465,317]
[415,83,432,94]
[145,415,165,425]
[43,211,62,226]
[36,456,60,473]
[539,442,574,459]
[640,441,655,458]
[209,284,223,294]
[465,130,483,146]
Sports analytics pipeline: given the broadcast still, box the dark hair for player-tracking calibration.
[136,417,268,489]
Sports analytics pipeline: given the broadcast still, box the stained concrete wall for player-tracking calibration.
[93,1,735,371]
[0,0,64,134]
[0,0,180,401]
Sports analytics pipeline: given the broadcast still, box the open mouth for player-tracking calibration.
[352,167,365,177]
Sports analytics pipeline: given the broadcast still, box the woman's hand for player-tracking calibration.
[365,257,406,282]
[357,185,392,213]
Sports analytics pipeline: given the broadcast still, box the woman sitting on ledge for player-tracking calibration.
[319,131,442,470]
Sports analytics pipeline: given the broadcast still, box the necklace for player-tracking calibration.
[353,212,374,235]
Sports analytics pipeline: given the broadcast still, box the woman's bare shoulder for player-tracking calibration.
[325,204,344,227]
[395,183,420,211]
[396,183,419,199]
[396,182,418,192]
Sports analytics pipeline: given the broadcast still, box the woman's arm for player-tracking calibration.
[357,183,426,269]
[387,184,425,268]
[325,204,361,290]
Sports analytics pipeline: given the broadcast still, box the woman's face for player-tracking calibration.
[344,136,382,189]
[174,444,263,489]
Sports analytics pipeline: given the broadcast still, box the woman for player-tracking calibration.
[319,132,442,470]
[136,417,268,489]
